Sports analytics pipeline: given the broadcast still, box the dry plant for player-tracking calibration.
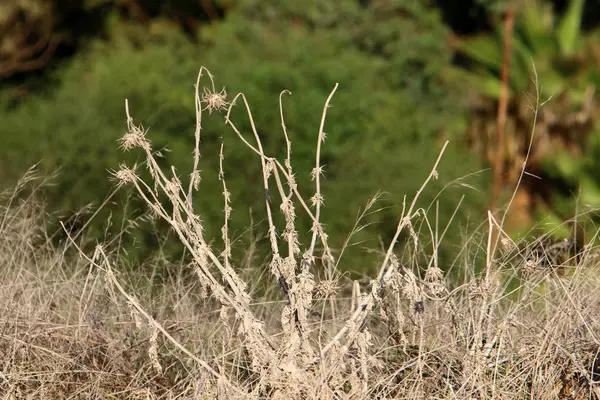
[3,67,600,399]
[96,65,462,398]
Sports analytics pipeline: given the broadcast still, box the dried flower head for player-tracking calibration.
[165,175,182,196]
[401,270,422,305]
[112,164,137,187]
[310,165,325,181]
[523,259,539,276]
[119,125,150,151]
[202,86,229,114]
[310,194,324,208]
[265,158,276,178]
[316,279,338,298]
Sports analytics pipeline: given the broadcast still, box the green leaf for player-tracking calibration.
[509,34,536,91]
[557,0,585,56]
[451,66,504,98]
[544,150,581,180]
[535,205,572,239]
[458,35,503,71]
[580,175,600,206]
[520,0,554,53]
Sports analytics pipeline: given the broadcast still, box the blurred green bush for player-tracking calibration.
[452,0,600,244]
[0,1,488,275]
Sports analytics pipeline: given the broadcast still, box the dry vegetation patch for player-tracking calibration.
[2,69,600,399]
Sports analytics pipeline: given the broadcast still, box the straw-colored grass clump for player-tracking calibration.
[2,68,600,399]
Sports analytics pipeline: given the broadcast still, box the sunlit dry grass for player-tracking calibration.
[2,68,600,399]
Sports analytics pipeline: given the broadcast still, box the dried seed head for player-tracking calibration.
[523,259,539,276]
[112,164,137,186]
[202,86,229,114]
[501,237,515,251]
[301,252,315,270]
[265,159,276,178]
[311,166,325,181]
[281,256,297,281]
[270,255,285,279]
[468,278,490,300]
[405,217,418,249]
[280,197,294,218]
[401,270,422,305]
[316,279,338,298]
[310,194,324,208]
[285,170,298,191]
[119,125,150,151]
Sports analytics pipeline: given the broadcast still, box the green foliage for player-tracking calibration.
[198,0,488,267]
[453,0,600,242]
[540,122,600,230]
[0,2,487,274]
[557,0,585,55]
[455,0,590,100]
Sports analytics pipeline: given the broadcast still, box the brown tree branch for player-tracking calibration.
[491,6,515,215]
[0,7,60,80]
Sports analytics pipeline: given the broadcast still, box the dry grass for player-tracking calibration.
[2,67,600,399]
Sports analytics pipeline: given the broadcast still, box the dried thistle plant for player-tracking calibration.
[202,86,229,114]
[10,64,600,398]
[91,67,458,398]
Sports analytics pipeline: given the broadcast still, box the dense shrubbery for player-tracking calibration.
[453,0,600,243]
[0,2,487,273]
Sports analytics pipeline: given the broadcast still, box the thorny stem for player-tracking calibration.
[224,93,279,258]
[308,83,339,272]
[219,141,232,270]
[279,89,297,259]
[188,67,217,208]
[317,141,449,360]
[124,101,277,357]
[225,92,336,265]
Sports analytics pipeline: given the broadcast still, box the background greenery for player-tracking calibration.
[2,0,600,276]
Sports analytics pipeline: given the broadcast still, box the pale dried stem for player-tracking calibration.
[307,83,339,272]
[187,67,217,207]
[279,89,299,259]
[219,141,232,270]
[225,89,340,350]
[468,212,499,360]
[317,141,449,360]
[225,93,280,259]
[123,101,276,362]
[225,92,335,262]
[222,92,303,346]
[492,64,543,258]
[60,230,244,396]
[128,171,273,350]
